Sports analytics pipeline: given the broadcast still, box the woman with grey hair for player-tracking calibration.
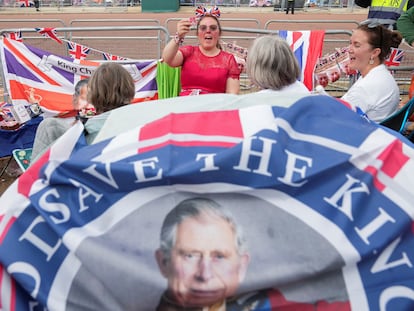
[246,35,309,95]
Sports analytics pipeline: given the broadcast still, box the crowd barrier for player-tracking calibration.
[0,0,355,9]
[0,19,413,96]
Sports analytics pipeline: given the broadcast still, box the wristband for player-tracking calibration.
[174,32,184,45]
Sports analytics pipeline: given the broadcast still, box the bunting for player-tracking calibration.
[102,52,127,61]
[385,47,405,67]
[18,0,34,7]
[35,27,62,44]
[66,41,91,60]
[2,31,23,42]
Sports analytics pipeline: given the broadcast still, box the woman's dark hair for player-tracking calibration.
[357,23,403,62]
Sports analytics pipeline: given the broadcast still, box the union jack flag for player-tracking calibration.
[279,30,325,91]
[67,41,91,60]
[0,37,158,117]
[385,47,404,67]
[35,27,62,44]
[2,31,22,42]
[102,52,127,61]
[19,0,34,7]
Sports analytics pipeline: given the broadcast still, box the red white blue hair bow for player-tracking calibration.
[195,5,221,19]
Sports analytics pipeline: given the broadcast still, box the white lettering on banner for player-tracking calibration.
[38,189,70,224]
[324,174,370,221]
[69,179,103,213]
[379,286,414,311]
[355,208,396,245]
[196,153,219,172]
[132,157,163,183]
[18,216,62,262]
[371,237,413,274]
[6,130,414,308]
[278,150,312,187]
[83,164,119,189]
[9,262,41,297]
[233,136,276,176]
[53,58,95,76]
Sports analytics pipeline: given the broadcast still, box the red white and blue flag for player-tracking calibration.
[102,52,127,61]
[279,30,325,91]
[35,27,62,44]
[0,37,158,116]
[2,31,23,42]
[66,41,91,60]
[18,0,33,7]
[385,47,405,67]
[1,94,414,310]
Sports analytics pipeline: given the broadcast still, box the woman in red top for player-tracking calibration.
[162,6,241,96]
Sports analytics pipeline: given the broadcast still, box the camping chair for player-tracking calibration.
[379,97,414,142]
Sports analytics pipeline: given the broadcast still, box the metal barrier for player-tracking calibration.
[0,19,67,29]
[173,27,352,93]
[264,19,360,29]
[0,20,412,97]
[0,25,169,59]
[69,18,160,27]
[165,17,261,35]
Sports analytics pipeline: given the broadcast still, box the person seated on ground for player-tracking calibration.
[161,6,240,96]
[246,35,310,96]
[340,23,403,123]
[83,62,135,144]
[397,6,414,47]
[31,78,91,162]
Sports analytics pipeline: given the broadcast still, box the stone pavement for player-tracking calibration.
[0,3,368,15]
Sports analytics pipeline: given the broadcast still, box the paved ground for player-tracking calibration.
[0,4,369,196]
[0,4,369,27]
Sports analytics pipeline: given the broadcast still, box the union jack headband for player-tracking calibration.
[195,5,221,19]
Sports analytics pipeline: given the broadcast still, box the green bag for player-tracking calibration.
[156,61,181,99]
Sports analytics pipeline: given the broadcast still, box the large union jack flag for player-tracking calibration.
[67,41,91,60]
[385,47,404,67]
[278,30,325,91]
[0,37,158,116]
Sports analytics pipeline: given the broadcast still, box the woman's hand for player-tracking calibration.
[176,19,192,39]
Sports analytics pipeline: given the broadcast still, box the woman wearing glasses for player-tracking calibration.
[162,6,240,96]
[341,23,403,122]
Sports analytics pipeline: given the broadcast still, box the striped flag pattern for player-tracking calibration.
[279,30,325,91]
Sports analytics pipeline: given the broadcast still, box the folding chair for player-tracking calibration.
[379,97,414,141]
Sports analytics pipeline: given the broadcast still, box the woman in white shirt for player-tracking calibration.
[246,35,310,96]
[341,23,403,122]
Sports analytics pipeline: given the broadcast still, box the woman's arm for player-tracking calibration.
[226,78,240,94]
[162,19,191,67]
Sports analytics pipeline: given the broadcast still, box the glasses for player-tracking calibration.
[359,20,383,48]
[198,24,218,32]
